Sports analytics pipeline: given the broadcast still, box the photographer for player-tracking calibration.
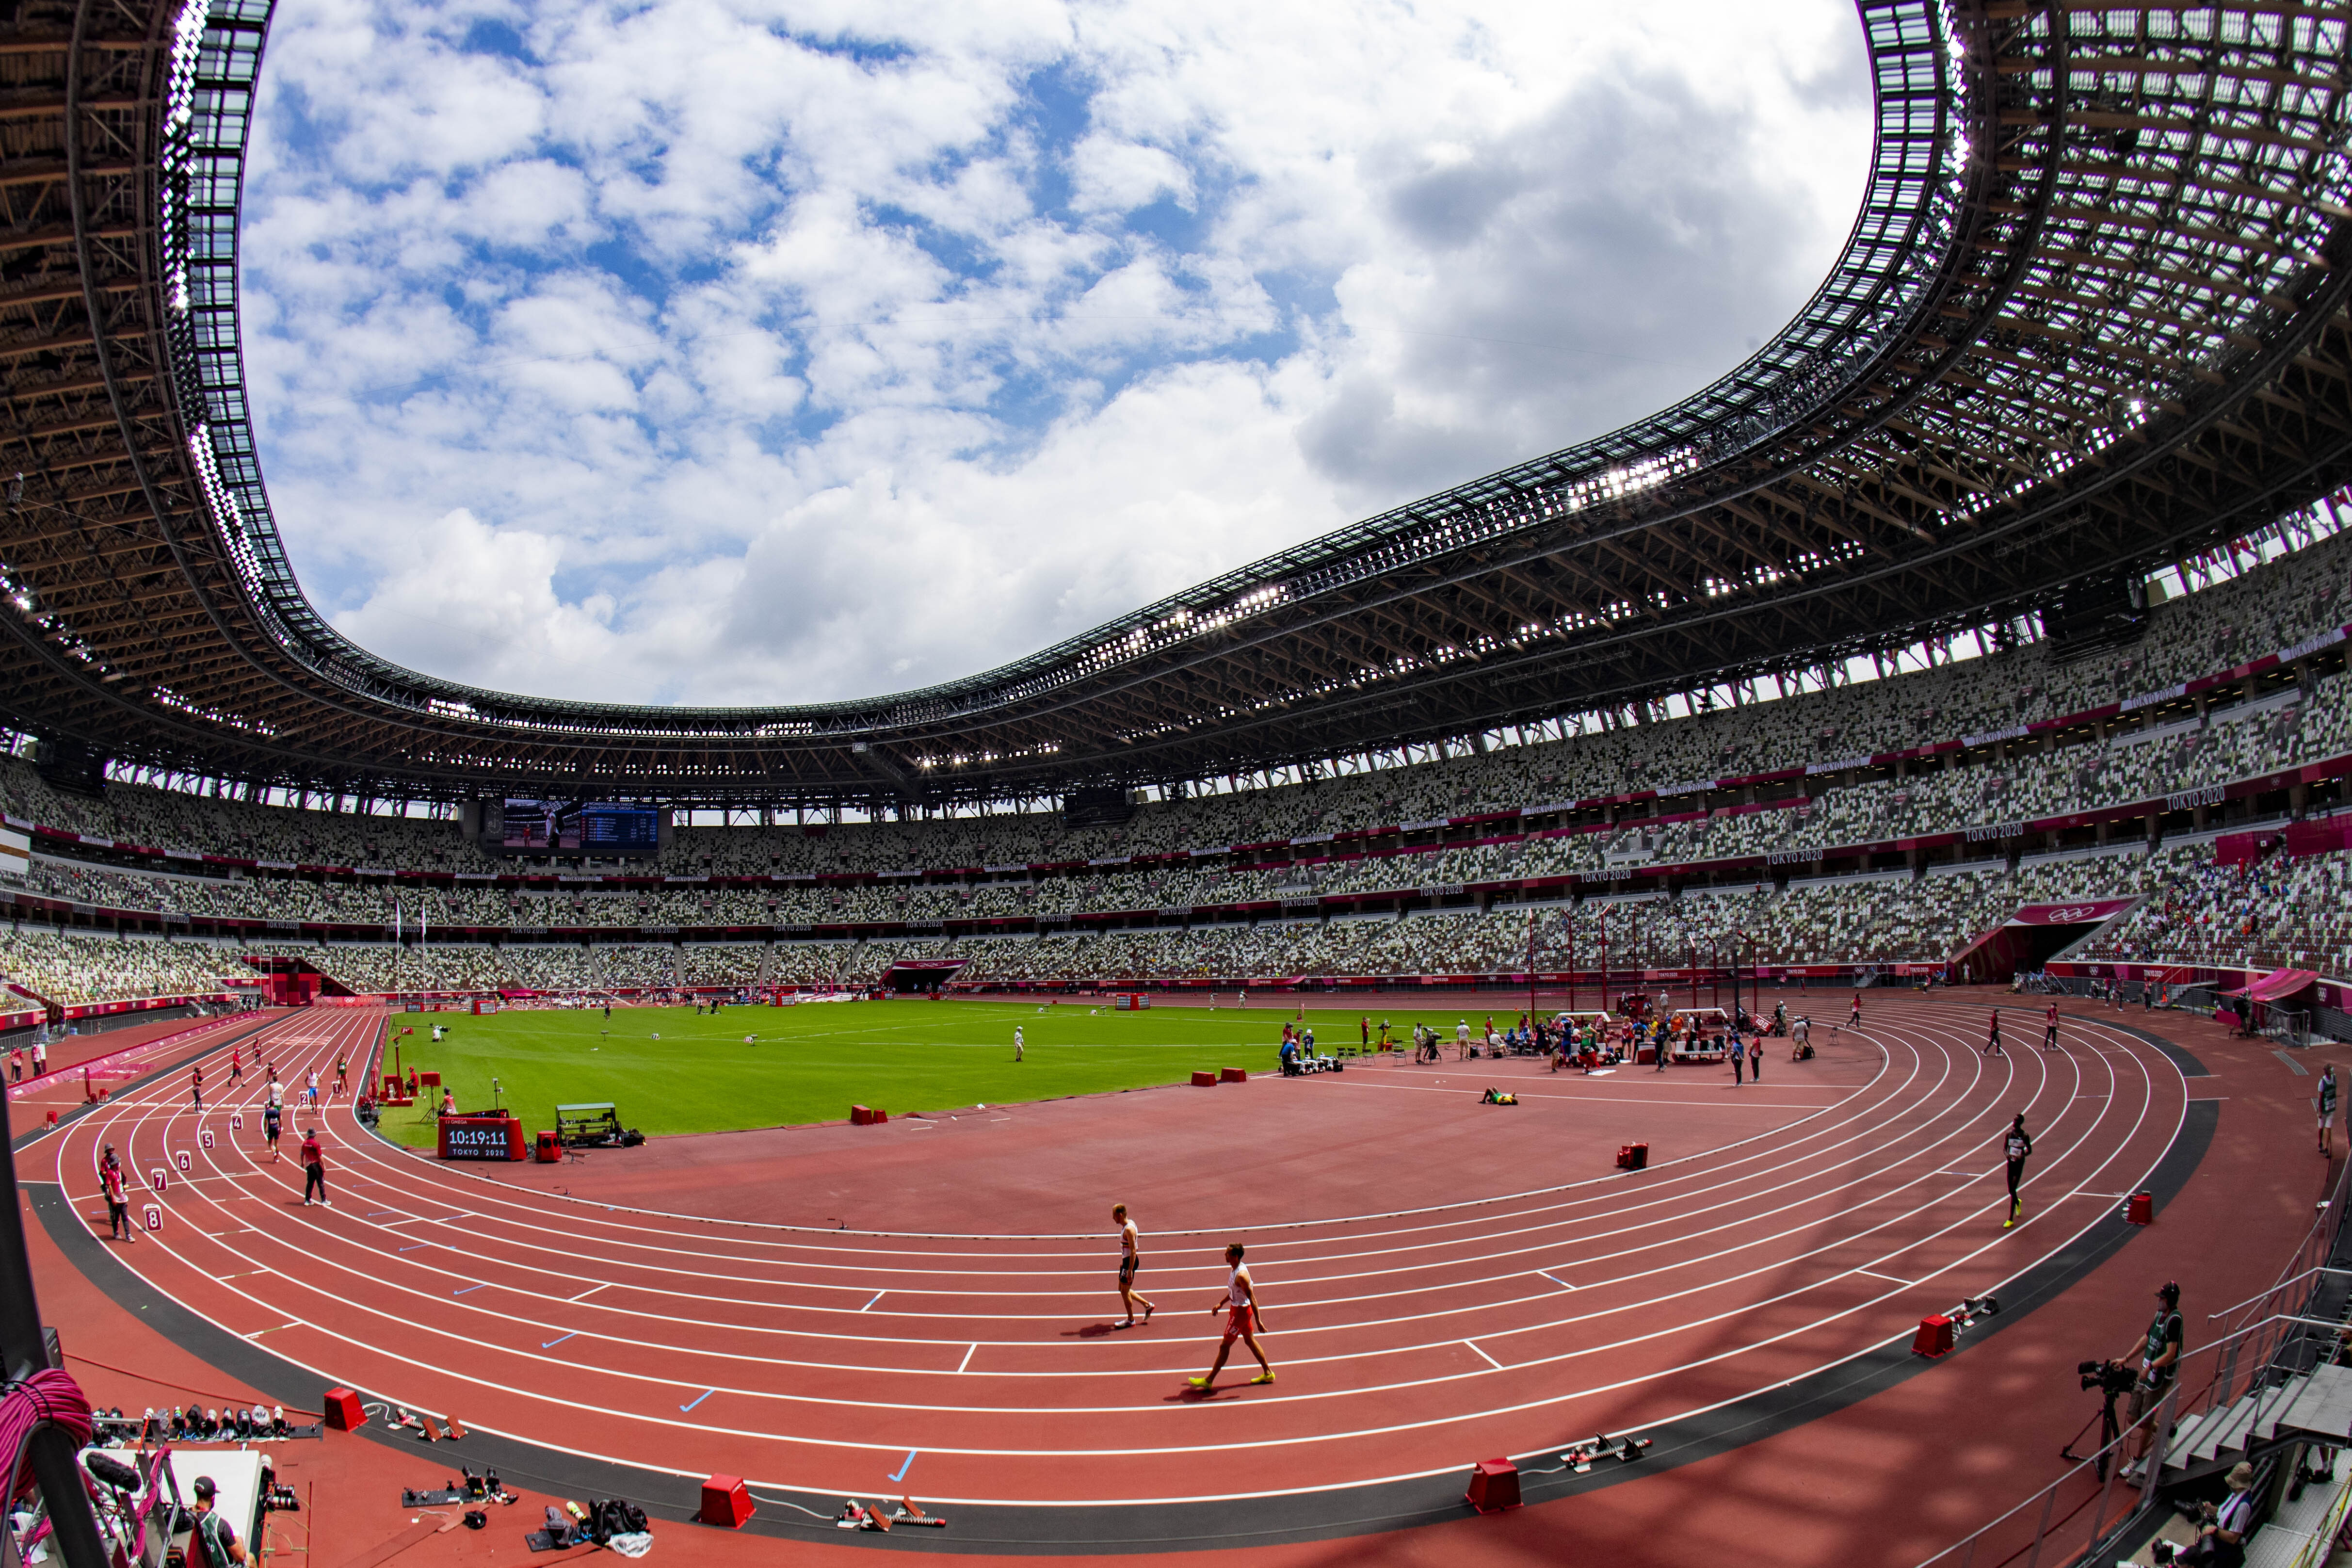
[2115,1280,2185,1471]
[2174,1461,2255,1568]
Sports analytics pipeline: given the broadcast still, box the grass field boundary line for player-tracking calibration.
[51,1021,2168,1385]
[415,1033,1899,1244]
[30,1076,2186,1462]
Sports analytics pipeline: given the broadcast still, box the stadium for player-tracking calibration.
[1,0,2351,1564]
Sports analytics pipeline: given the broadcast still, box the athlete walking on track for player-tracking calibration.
[2319,1064,2337,1156]
[1188,1243,1274,1392]
[1983,1009,2004,1056]
[1014,1026,1024,1063]
[190,1063,203,1110]
[1112,1204,1155,1328]
[2043,1002,2061,1052]
[100,1145,134,1243]
[2003,1114,2032,1227]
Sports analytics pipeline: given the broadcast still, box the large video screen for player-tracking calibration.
[499,800,660,857]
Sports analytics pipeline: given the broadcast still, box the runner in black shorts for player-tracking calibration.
[1112,1204,1156,1329]
[2003,1113,2032,1228]
[263,1099,282,1164]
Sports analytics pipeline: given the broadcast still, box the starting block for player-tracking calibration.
[2125,1191,2153,1225]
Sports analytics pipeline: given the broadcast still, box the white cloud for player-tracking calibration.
[241,0,1873,707]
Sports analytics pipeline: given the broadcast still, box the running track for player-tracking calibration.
[24,1001,2190,1529]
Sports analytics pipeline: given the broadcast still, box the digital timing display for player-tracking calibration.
[439,1117,517,1160]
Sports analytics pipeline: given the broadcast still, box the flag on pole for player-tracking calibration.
[394,899,403,943]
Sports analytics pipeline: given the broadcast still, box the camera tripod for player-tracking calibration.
[2062,1387,2126,1479]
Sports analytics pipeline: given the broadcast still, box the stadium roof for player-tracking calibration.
[0,0,2348,809]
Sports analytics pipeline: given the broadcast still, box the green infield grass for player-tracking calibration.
[369,999,1498,1145]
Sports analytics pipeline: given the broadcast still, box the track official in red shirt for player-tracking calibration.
[299,1129,329,1207]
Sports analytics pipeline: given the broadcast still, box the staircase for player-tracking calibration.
[2162,1363,2352,1485]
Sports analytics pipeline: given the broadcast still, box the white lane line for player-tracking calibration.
[59,1003,2177,1426]
[1853,1267,1913,1288]
[862,1292,886,1312]
[570,1282,609,1303]
[1464,1341,1504,1371]
[1537,1271,1575,1291]
[957,1344,978,1374]
[1331,1080,1848,1110]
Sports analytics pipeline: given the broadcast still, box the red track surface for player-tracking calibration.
[5,1010,283,1117]
[31,998,2196,1518]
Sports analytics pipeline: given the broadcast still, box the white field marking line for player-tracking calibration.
[1464,1341,1504,1371]
[861,1292,885,1312]
[957,1344,978,1374]
[78,1020,2154,1382]
[291,1024,1928,1278]
[261,1033,1984,1313]
[1537,1271,1575,1291]
[368,1040,1897,1247]
[96,1020,2117,1326]
[68,1053,2177,1449]
[1327,1080,1851,1109]
[1853,1267,1913,1288]
[571,1283,610,1303]
[348,1013,2042,1305]
[78,1006,2004,1326]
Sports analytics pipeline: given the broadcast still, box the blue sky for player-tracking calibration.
[237,0,1870,706]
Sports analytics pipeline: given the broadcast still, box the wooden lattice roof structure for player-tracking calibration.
[0,0,2348,809]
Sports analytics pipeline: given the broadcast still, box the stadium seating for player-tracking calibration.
[5,528,2352,1002]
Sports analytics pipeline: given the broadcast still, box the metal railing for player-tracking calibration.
[1916,1157,2352,1567]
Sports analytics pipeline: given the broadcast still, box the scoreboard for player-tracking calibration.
[497,800,661,857]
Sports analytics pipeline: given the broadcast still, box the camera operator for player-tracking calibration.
[2174,1461,2255,1568]
[2113,1280,2185,1470]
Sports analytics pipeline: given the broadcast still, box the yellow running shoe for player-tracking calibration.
[1250,1371,1276,1386]
[1186,1377,1211,1391]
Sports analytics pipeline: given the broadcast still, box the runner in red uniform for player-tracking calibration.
[1187,1243,1273,1392]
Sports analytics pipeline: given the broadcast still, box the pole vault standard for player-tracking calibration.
[1525,910,1537,1035]
[1597,906,1609,1020]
